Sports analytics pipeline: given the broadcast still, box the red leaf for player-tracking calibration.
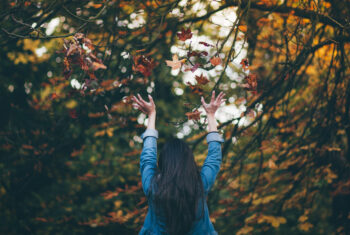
[239,73,258,92]
[177,28,192,41]
[132,55,157,77]
[210,56,222,66]
[185,110,202,121]
[240,58,249,71]
[191,63,200,72]
[187,51,208,58]
[186,82,203,95]
[199,41,214,47]
[50,93,58,100]
[195,73,209,85]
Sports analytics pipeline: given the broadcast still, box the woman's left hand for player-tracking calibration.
[132,93,156,116]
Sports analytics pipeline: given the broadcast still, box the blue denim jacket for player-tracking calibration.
[139,129,224,235]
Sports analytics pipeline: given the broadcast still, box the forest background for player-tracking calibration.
[1,0,349,234]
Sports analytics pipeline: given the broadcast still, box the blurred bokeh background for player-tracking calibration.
[0,0,349,234]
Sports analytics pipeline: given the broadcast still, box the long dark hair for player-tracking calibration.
[149,137,205,235]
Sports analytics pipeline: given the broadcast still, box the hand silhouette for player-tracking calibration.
[132,93,156,116]
[201,91,226,115]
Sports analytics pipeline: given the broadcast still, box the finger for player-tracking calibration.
[137,93,147,105]
[218,92,226,103]
[133,95,142,104]
[216,91,223,102]
[210,90,215,103]
[148,94,155,105]
[201,96,207,106]
[134,104,146,113]
[133,96,144,107]
[221,99,227,104]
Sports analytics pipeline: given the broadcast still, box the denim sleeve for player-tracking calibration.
[200,132,224,195]
[140,129,158,196]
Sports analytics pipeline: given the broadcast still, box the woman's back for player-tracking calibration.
[132,91,226,235]
[138,131,224,235]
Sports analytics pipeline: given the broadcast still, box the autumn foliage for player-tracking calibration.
[1,0,350,234]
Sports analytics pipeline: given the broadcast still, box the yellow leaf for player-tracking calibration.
[245,213,258,223]
[258,215,287,228]
[65,100,78,109]
[106,128,114,137]
[299,222,313,231]
[236,226,253,235]
[268,159,278,169]
[229,179,239,189]
[114,200,123,208]
[116,210,123,217]
[298,215,308,223]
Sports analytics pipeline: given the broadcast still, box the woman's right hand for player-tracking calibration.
[201,90,226,116]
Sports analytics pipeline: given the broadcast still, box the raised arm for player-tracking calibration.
[200,91,226,195]
[132,93,157,196]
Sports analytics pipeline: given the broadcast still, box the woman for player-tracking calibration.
[132,90,226,235]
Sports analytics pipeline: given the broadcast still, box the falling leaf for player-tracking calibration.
[165,54,185,70]
[186,82,203,95]
[185,110,202,121]
[238,25,247,32]
[195,74,209,85]
[177,28,192,41]
[199,41,214,47]
[187,50,208,57]
[210,56,222,66]
[132,55,157,77]
[190,63,200,72]
[239,73,258,93]
[240,58,249,70]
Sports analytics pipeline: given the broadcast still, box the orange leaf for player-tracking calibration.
[165,54,185,70]
[240,58,249,70]
[238,25,247,32]
[210,56,222,66]
[92,62,107,70]
[268,159,278,169]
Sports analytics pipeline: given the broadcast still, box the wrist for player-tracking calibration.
[147,112,156,130]
[207,113,215,118]
[148,111,156,117]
